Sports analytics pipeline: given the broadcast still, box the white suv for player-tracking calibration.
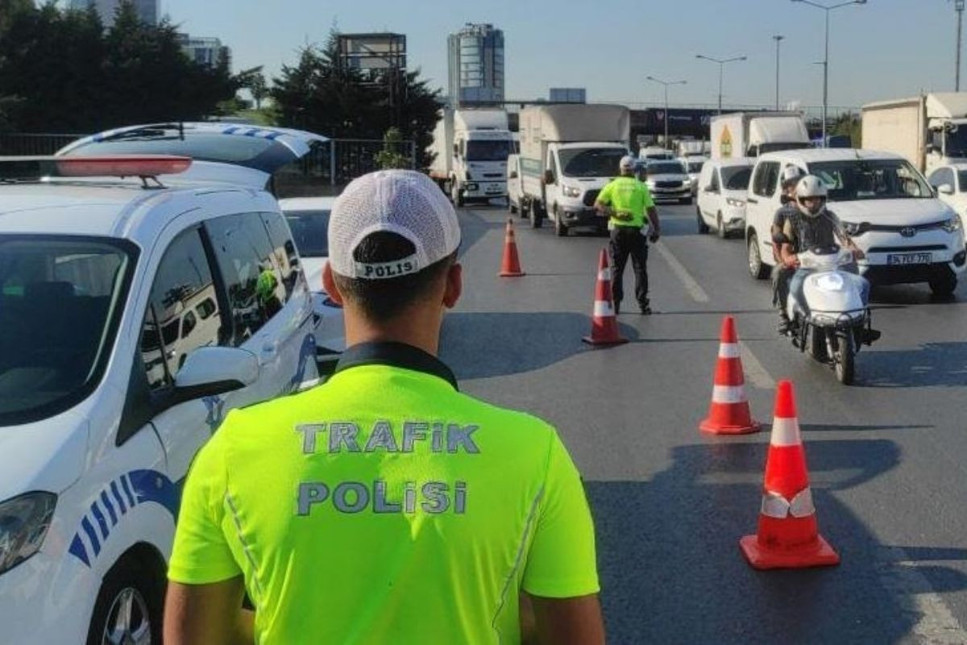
[0,156,319,643]
[744,149,967,296]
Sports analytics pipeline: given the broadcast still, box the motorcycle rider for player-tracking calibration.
[779,174,868,318]
[772,165,805,333]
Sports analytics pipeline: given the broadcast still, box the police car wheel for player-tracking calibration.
[86,556,163,645]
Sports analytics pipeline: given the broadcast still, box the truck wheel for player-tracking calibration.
[450,182,464,208]
[508,197,517,214]
[747,232,769,279]
[529,201,543,229]
[86,554,163,645]
[553,206,568,237]
[696,207,709,234]
[929,271,957,298]
[717,213,727,239]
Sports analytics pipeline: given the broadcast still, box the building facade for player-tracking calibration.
[68,0,158,26]
[447,23,504,106]
[176,34,232,71]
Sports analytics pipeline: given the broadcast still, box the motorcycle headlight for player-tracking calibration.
[842,221,869,236]
[726,198,746,208]
[562,185,582,198]
[942,216,963,233]
[0,492,56,575]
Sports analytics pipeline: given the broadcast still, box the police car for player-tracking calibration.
[0,155,319,643]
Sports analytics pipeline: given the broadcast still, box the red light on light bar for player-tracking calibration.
[55,155,192,177]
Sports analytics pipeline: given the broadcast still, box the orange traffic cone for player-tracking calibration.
[498,218,525,277]
[582,249,627,346]
[699,316,759,434]
[740,380,840,570]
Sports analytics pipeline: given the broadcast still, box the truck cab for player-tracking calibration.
[428,108,514,207]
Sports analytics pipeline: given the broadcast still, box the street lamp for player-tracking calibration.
[953,0,965,91]
[773,35,785,110]
[646,75,687,148]
[791,0,867,148]
[695,54,747,114]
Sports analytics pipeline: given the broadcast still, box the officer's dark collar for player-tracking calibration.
[334,341,459,390]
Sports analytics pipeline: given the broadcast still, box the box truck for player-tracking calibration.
[428,108,515,207]
[861,92,967,175]
[709,112,810,160]
[518,104,630,236]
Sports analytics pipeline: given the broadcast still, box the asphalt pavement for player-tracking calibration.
[441,201,967,644]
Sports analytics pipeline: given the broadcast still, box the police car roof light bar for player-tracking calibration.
[0,155,192,187]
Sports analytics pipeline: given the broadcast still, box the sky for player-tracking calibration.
[157,0,965,112]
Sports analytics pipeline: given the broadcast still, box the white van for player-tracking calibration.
[696,158,755,238]
[744,149,967,296]
[0,155,320,643]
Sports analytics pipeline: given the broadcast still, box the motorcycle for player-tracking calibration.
[785,245,880,385]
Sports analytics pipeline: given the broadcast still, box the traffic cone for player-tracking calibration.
[498,218,525,277]
[740,380,840,570]
[699,316,760,434]
[582,248,627,346]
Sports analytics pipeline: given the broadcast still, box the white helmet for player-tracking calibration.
[795,175,828,218]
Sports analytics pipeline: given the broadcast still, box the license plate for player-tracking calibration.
[486,184,502,193]
[887,252,932,265]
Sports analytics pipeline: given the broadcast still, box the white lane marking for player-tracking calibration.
[653,242,709,303]
[738,341,775,390]
[876,546,967,643]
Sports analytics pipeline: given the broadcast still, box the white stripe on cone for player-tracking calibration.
[593,301,615,317]
[598,269,611,281]
[718,343,741,359]
[711,384,747,404]
[770,416,802,447]
[760,488,816,519]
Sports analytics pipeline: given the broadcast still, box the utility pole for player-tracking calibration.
[695,54,747,114]
[646,76,687,148]
[955,0,965,91]
[773,35,785,110]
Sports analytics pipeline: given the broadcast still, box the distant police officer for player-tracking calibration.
[594,155,661,314]
[164,170,605,645]
[772,165,805,333]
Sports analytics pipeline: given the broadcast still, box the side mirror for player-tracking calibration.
[509,171,518,179]
[172,346,259,404]
[543,169,555,185]
[939,183,955,195]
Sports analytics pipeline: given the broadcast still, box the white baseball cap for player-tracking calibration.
[620,155,637,170]
[328,170,461,280]
[782,165,805,186]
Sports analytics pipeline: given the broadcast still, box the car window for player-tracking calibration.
[139,227,221,390]
[723,166,753,191]
[284,209,330,259]
[751,162,780,198]
[958,170,967,192]
[647,161,685,175]
[808,159,933,201]
[260,211,300,297]
[206,212,287,346]
[709,169,720,192]
[0,236,135,424]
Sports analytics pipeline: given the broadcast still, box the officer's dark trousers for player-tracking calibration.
[609,226,648,308]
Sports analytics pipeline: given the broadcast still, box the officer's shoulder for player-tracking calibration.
[455,392,558,437]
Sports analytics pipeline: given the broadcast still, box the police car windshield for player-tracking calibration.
[807,159,933,201]
[285,211,330,258]
[558,148,627,178]
[0,236,136,425]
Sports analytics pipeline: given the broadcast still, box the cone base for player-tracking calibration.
[498,270,525,277]
[739,533,840,570]
[582,336,628,346]
[700,418,760,435]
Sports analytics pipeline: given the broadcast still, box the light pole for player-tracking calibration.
[773,35,785,110]
[791,0,867,148]
[954,0,965,91]
[695,54,747,114]
[646,76,687,148]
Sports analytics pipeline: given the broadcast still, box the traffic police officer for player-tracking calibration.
[164,170,605,645]
[594,155,661,314]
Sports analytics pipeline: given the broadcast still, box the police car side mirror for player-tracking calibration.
[173,347,260,403]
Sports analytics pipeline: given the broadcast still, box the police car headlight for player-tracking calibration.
[942,216,963,233]
[562,184,581,198]
[0,492,56,575]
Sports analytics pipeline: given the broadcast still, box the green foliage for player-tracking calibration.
[0,2,239,132]
[375,127,411,169]
[271,29,442,167]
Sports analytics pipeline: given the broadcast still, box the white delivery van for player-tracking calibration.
[696,157,755,238]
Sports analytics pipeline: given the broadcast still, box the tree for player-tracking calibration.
[374,127,411,169]
[249,72,269,111]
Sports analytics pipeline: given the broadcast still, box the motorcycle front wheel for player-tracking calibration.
[834,330,855,385]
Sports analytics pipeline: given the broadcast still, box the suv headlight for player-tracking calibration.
[942,216,963,233]
[0,492,56,575]
[562,185,582,198]
[842,221,869,236]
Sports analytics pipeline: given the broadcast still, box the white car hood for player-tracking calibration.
[563,176,611,189]
[0,411,88,501]
[648,174,687,182]
[833,198,954,226]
